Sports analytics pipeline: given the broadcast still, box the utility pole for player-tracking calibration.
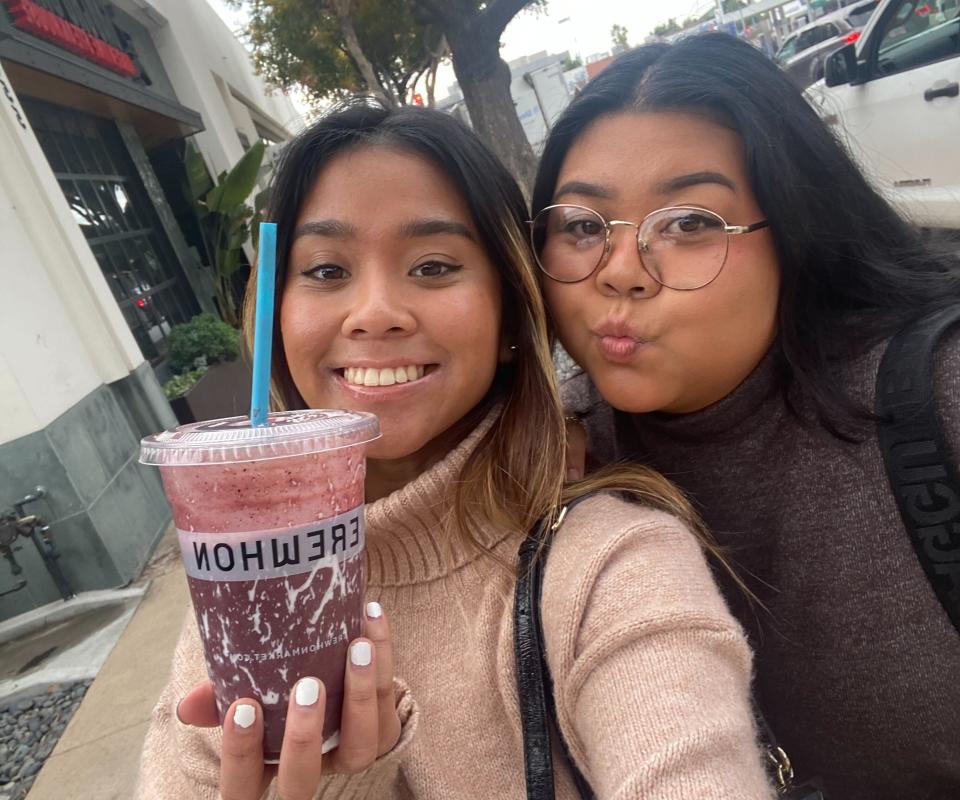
[715,0,725,25]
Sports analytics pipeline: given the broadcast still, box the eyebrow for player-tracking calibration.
[292,219,356,240]
[654,171,737,194]
[554,171,738,203]
[554,180,616,201]
[398,217,475,241]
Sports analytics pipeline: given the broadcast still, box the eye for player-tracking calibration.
[561,216,604,239]
[662,213,722,237]
[303,264,349,281]
[410,261,461,278]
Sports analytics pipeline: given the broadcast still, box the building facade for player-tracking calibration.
[0,0,301,621]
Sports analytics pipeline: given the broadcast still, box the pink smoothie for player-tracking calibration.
[141,411,378,761]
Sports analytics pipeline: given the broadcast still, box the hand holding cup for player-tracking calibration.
[177,603,401,800]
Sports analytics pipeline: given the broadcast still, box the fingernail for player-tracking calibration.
[351,641,372,667]
[234,704,256,729]
[175,700,185,724]
[366,601,383,619]
[295,677,320,707]
[566,468,581,481]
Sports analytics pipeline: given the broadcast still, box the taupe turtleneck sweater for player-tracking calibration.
[562,328,960,800]
[136,414,773,799]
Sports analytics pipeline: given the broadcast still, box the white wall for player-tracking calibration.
[116,0,303,182]
[0,62,145,446]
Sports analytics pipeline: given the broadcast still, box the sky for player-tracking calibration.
[208,0,719,102]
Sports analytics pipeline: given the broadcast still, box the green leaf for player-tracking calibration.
[185,145,214,202]
[208,141,266,213]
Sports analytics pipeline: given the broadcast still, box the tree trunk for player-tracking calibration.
[330,0,397,107]
[425,59,438,107]
[447,30,537,197]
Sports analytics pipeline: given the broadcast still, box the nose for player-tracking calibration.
[340,274,417,338]
[594,223,660,299]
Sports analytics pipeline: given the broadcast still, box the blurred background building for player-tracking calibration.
[0,0,302,620]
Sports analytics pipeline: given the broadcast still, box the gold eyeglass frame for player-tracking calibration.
[528,204,770,290]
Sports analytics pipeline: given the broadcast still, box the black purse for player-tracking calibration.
[513,499,826,800]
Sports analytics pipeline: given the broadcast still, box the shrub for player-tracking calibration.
[167,313,241,374]
[163,369,205,400]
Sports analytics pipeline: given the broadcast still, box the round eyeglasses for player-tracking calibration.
[529,204,770,290]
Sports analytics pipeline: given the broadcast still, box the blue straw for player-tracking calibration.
[250,222,277,427]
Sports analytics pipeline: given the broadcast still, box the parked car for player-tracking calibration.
[776,1,881,88]
[804,0,960,231]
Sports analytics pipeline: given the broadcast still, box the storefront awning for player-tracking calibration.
[0,34,203,148]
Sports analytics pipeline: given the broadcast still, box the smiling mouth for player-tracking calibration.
[337,365,436,387]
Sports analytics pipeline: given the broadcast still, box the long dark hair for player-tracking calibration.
[534,34,960,435]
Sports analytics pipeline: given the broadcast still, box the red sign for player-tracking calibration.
[4,0,138,78]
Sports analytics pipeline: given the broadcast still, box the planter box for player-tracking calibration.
[168,359,252,424]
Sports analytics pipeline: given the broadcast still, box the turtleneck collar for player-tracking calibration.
[363,406,517,587]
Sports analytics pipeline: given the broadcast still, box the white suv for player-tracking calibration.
[805,0,960,231]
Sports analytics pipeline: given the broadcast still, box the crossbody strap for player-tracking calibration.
[876,304,960,636]
[514,496,595,800]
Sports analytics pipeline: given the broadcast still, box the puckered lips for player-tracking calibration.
[591,319,652,363]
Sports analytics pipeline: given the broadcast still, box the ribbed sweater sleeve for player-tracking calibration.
[134,611,420,799]
[541,496,774,800]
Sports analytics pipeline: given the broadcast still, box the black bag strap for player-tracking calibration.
[876,304,960,636]
[514,496,595,800]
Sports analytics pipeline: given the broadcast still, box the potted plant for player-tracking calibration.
[163,314,251,423]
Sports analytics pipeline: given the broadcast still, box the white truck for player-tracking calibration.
[804,0,960,231]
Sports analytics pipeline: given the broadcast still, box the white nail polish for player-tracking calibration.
[366,601,383,619]
[234,704,256,729]
[295,677,320,707]
[351,641,372,667]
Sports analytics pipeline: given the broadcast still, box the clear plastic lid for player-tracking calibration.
[140,410,380,466]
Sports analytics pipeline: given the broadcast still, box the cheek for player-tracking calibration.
[279,294,338,373]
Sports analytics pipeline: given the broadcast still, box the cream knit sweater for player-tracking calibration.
[136,417,773,799]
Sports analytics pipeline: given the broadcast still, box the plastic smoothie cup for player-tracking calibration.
[140,409,379,762]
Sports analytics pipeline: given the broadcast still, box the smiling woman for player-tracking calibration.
[280,146,503,480]
[135,102,775,800]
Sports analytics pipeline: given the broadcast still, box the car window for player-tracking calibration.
[875,0,960,74]
[846,1,880,28]
[797,27,822,51]
[777,34,799,61]
[822,22,841,39]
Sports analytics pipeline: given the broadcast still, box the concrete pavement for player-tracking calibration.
[27,525,189,800]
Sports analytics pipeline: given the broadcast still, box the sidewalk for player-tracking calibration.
[26,525,189,800]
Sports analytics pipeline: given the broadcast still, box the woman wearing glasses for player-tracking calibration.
[535,33,960,800]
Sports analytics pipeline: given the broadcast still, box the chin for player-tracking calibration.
[596,378,672,415]
[363,423,437,461]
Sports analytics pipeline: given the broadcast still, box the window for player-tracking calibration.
[777,34,800,61]
[847,1,880,28]
[22,99,199,364]
[876,0,960,74]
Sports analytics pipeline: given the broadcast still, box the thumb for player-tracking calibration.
[175,681,221,728]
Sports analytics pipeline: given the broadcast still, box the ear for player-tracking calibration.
[499,342,518,364]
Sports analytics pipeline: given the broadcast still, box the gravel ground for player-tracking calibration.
[0,680,92,800]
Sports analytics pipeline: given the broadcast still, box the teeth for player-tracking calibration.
[343,365,427,387]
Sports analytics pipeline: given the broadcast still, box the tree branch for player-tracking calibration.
[328,0,397,106]
[480,0,532,39]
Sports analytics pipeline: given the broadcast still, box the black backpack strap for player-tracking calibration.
[876,305,960,636]
[514,496,596,800]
